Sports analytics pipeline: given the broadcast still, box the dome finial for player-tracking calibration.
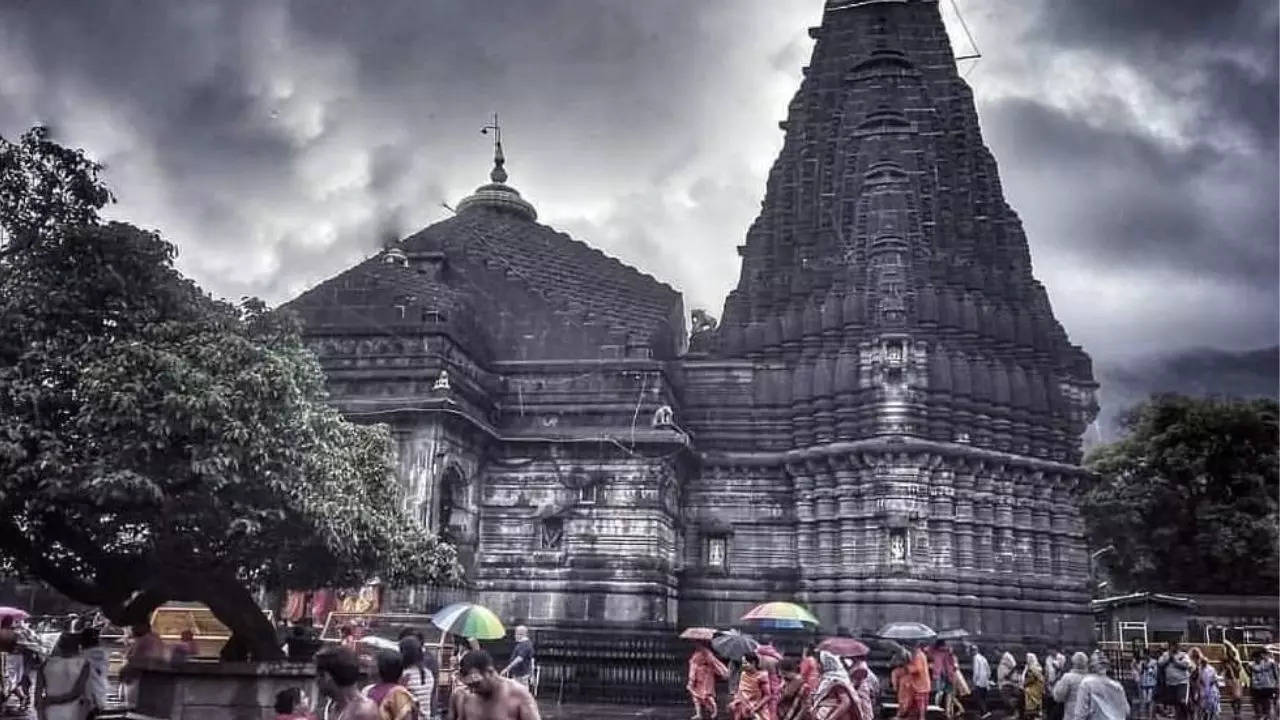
[481,112,507,183]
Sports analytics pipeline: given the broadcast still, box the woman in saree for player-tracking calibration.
[780,657,812,720]
[688,640,729,720]
[1023,653,1045,720]
[812,650,861,720]
[1222,640,1248,720]
[731,652,774,720]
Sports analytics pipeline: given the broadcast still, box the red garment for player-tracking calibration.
[903,651,931,695]
[310,589,336,628]
[801,656,821,694]
[928,647,958,683]
[688,647,728,702]
[732,667,773,720]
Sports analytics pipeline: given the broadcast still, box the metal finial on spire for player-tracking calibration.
[481,113,507,183]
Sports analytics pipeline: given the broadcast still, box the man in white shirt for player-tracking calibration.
[970,646,992,718]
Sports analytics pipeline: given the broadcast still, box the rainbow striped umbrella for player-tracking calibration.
[431,602,506,640]
[740,601,820,629]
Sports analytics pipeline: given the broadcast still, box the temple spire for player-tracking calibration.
[482,113,507,183]
[456,113,538,221]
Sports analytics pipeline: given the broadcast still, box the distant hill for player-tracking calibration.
[1090,345,1279,444]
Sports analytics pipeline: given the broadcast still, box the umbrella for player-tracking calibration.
[0,607,28,622]
[711,629,758,661]
[430,603,506,641]
[875,622,937,642]
[741,602,820,629]
[818,636,871,658]
[937,628,970,640]
[360,636,400,652]
[680,627,717,642]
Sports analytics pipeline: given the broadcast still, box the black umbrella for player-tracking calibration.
[711,629,759,661]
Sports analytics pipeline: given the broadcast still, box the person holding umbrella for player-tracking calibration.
[684,630,728,720]
[892,643,931,720]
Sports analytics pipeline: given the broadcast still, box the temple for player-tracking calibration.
[285,0,1099,647]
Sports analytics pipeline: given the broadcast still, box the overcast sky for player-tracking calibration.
[2,0,1276,379]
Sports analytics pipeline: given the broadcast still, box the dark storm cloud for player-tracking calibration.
[984,97,1279,290]
[1035,0,1279,147]
[0,0,1274,437]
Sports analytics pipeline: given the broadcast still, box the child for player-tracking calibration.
[274,686,317,720]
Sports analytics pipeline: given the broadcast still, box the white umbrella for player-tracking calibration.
[360,636,400,652]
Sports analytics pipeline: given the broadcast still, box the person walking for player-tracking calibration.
[850,656,881,718]
[78,627,109,718]
[1190,648,1220,720]
[970,646,991,719]
[811,651,859,720]
[800,646,821,696]
[1137,648,1159,720]
[1159,641,1194,720]
[998,652,1021,717]
[1022,654,1045,720]
[36,633,91,720]
[730,652,772,720]
[1250,649,1278,720]
[400,635,436,720]
[687,639,729,720]
[1053,652,1090,720]
[1044,647,1067,720]
[779,657,811,720]
[892,644,931,720]
[362,650,417,720]
[500,626,535,691]
[451,649,541,720]
[1220,642,1247,720]
[316,647,379,720]
[1068,655,1129,720]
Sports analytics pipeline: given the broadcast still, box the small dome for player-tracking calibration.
[455,138,538,222]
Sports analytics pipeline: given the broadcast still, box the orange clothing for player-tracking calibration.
[688,647,728,700]
[801,656,821,693]
[733,667,774,720]
[903,650,932,695]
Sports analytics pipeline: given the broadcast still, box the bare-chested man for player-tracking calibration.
[316,646,379,720]
[453,649,541,720]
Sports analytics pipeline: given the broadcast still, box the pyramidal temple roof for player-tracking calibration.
[285,143,684,360]
[714,0,1094,384]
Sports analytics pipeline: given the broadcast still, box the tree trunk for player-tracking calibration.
[194,573,284,662]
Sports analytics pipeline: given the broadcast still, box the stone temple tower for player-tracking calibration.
[680,0,1100,644]
[289,0,1102,658]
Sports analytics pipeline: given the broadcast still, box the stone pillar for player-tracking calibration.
[835,457,859,575]
[793,464,816,580]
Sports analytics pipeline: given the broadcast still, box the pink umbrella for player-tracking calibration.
[0,607,29,622]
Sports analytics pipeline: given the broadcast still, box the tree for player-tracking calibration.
[0,127,459,659]
[0,125,114,254]
[1083,394,1278,596]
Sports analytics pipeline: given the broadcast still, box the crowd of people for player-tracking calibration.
[304,638,539,720]
[1130,642,1277,720]
[686,635,1280,720]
